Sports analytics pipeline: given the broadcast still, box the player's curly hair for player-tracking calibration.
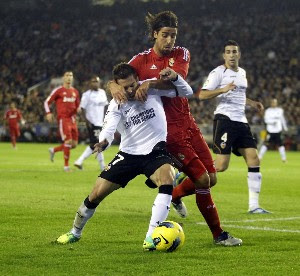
[145,11,178,41]
[112,63,137,81]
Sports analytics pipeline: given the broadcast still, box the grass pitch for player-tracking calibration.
[0,142,299,275]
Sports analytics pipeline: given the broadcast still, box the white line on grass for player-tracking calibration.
[196,222,300,233]
[222,217,300,223]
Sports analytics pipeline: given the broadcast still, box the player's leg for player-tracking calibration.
[62,119,77,171]
[239,147,270,214]
[276,134,287,162]
[56,177,121,244]
[145,163,174,239]
[10,127,17,148]
[258,133,270,160]
[49,119,64,161]
[214,154,231,172]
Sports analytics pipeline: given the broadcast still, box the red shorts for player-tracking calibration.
[167,119,216,182]
[58,118,78,142]
[9,125,20,138]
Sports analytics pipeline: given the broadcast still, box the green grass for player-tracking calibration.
[0,142,299,275]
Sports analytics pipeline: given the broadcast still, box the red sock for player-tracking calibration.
[54,144,64,152]
[195,189,223,238]
[172,177,195,203]
[63,144,71,166]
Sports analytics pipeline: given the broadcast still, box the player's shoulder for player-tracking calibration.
[209,65,225,75]
[238,67,246,75]
[128,48,152,63]
[51,86,63,93]
[173,46,190,61]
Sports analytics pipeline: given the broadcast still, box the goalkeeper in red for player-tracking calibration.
[44,71,80,172]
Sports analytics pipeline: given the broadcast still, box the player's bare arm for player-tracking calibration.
[246,98,264,113]
[199,81,236,100]
[107,80,127,104]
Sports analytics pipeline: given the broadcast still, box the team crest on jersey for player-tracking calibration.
[169,58,175,67]
[150,64,157,70]
[178,153,185,160]
[72,92,76,97]
[220,142,226,149]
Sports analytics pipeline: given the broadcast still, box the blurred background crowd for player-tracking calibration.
[0,0,299,148]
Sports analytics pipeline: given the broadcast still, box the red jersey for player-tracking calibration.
[5,109,22,127]
[129,47,192,123]
[44,86,80,120]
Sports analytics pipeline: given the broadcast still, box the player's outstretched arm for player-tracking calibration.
[246,98,264,113]
[93,139,109,155]
[199,81,236,100]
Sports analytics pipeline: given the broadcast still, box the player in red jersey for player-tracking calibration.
[108,11,242,246]
[44,71,80,172]
[4,102,24,149]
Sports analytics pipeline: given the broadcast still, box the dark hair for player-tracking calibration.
[112,63,137,81]
[145,11,178,41]
[224,40,240,52]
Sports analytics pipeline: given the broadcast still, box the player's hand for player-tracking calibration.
[46,113,54,123]
[135,81,150,102]
[21,119,26,125]
[108,81,128,104]
[253,101,264,113]
[221,81,236,93]
[93,140,109,156]
[159,67,178,81]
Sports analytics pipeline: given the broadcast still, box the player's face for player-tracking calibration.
[63,72,73,86]
[117,75,139,100]
[271,99,278,107]
[90,77,100,90]
[153,27,177,56]
[223,46,240,70]
[10,103,15,109]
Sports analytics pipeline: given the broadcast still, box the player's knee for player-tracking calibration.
[194,172,210,189]
[209,173,217,187]
[216,164,228,172]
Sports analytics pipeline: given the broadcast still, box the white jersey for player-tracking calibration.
[99,75,193,155]
[202,65,248,123]
[80,89,108,126]
[264,107,288,133]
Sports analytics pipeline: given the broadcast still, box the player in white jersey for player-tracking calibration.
[258,98,288,162]
[55,63,193,250]
[199,40,270,214]
[74,76,108,170]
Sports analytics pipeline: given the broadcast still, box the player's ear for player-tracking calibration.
[153,31,158,39]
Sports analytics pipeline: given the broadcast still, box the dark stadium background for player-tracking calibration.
[0,0,299,150]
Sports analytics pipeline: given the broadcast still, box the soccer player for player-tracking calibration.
[198,40,270,214]
[74,76,108,170]
[108,11,242,246]
[44,71,80,172]
[55,63,193,250]
[4,102,24,149]
[258,98,288,162]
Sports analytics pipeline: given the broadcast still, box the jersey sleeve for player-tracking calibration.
[80,93,88,109]
[148,75,193,98]
[280,109,288,131]
[173,47,190,79]
[202,69,222,90]
[44,88,58,114]
[98,100,121,147]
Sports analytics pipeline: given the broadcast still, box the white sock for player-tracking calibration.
[97,152,106,170]
[278,146,286,161]
[248,171,262,211]
[70,202,96,237]
[258,145,267,160]
[75,146,93,165]
[145,193,171,238]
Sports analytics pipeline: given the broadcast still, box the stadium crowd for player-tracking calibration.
[0,0,299,145]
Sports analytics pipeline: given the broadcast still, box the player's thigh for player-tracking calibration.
[239,148,260,167]
[190,128,216,173]
[89,177,121,202]
[100,152,142,188]
[149,163,175,187]
[213,119,236,155]
[59,118,72,141]
[71,121,78,143]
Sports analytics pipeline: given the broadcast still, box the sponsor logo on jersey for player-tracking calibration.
[150,64,157,70]
[169,58,175,67]
[63,96,76,102]
[125,108,156,128]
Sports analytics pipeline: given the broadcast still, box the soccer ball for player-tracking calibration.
[151,221,185,252]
